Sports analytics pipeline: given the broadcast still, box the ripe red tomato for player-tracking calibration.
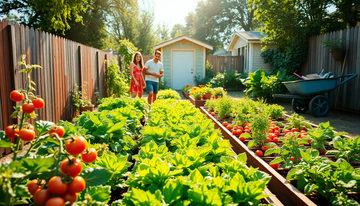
[262,146,269,152]
[290,156,295,161]
[273,137,279,143]
[271,122,276,127]
[255,150,263,157]
[49,126,65,138]
[22,102,35,113]
[33,189,50,205]
[265,137,271,143]
[10,90,24,102]
[244,125,249,130]
[66,136,87,155]
[320,149,326,155]
[298,157,301,161]
[210,112,215,116]
[308,140,312,145]
[28,179,42,195]
[268,129,273,133]
[236,129,242,136]
[48,176,67,195]
[300,129,306,133]
[61,158,82,177]
[244,129,250,134]
[62,192,77,202]
[238,126,243,131]
[244,122,250,127]
[284,129,290,134]
[226,125,232,130]
[45,197,65,206]
[222,122,228,127]
[5,125,19,138]
[233,125,239,130]
[291,128,298,133]
[232,130,237,135]
[274,130,280,136]
[32,98,45,109]
[269,163,279,169]
[274,126,280,131]
[19,129,35,141]
[239,137,245,142]
[81,148,97,163]
[68,176,86,193]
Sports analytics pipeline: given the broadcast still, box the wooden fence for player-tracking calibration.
[206,55,244,73]
[0,19,120,156]
[300,26,360,111]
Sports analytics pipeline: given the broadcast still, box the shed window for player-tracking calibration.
[238,48,240,56]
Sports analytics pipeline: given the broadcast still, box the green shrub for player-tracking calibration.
[157,89,181,100]
[216,96,233,119]
[242,68,297,99]
[105,59,129,98]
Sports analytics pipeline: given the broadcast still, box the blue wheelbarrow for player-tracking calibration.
[273,73,358,117]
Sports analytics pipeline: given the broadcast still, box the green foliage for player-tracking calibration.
[72,82,92,112]
[98,96,148,116]
[205,71,247,88]
[242,68,297,98]
[0,0,87,33]
[261,46,308,75]
[157,89,181,100]
[247,113,270,147]
[328,136,360,163]
[264,104,285,120]
[105,59,129,98]
[284,113,313,131]
[308,122,347,151]
[216,96,233,119]
[287,152,360,203]
[322,38,344,53]
[118,40,138,69]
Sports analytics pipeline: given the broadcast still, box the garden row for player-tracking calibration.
[200,96,360,206]
[0,60,280,205]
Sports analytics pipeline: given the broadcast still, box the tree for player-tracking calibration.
[0,0,87,33]
[332,0,360,28]
[137,5,157,55]
[170,24,187,38]
[58,0,108,49]
[156,22,170,42]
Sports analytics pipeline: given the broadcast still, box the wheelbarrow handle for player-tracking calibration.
[336,73,358,89]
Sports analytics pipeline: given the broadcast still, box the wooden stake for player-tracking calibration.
[334,50,348,109]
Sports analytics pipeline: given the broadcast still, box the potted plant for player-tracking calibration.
[72,82,94,114]
[204,84,212,99]
[212,87,226,99]
[190,87,205,100]
[182,85,192,99]
[321,38,345,61]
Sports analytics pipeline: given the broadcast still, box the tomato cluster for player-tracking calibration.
[31,175,85,206]
[4,90,46,142]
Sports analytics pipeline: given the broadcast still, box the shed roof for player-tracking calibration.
[155,35,213,50]
[236,31,265,41]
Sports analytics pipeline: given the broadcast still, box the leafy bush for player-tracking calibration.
[261,45,308,75]
[242,68,297,98]
[264,104,285,120]
[98,96,148,115]
[157,89,181,100]
[216,96,233,119]
[209,70,247,88]
[105,59,129,98]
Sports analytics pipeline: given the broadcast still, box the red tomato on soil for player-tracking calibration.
[239,137,245,142]
[269,163,279,169]
[255,150,263,157]
[222,122,228,127]
[262,146,269,152]
[273,137,279,143]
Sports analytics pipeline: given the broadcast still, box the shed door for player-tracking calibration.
[172,50,194,90]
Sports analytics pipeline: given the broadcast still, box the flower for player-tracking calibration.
[186,85,190,87]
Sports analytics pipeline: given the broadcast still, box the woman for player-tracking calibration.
[129,52,146,98]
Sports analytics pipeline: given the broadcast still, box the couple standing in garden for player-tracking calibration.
[129,51,164,104]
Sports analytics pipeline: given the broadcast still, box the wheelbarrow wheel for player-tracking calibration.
[309,95,330,117]
[292,99,309,113]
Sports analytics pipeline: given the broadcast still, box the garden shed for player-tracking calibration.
[227,31,275,73]
[154,35,213,90]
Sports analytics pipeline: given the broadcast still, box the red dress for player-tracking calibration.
[130,66,144,93]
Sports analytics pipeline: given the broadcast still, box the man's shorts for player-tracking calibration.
[146,81,159,94]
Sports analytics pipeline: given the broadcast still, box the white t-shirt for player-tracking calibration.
[144,60,163,82]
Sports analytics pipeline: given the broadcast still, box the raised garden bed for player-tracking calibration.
[201,106,316,206]
[181,90,189,99]
[189,95,207,108]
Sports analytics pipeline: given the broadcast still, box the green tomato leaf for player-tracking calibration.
[22,157,55,172]
[84,186,111,203]
[0,140,12,148]
[163,179,183,204]
[300,150,311,163]
[304,184,318,194]
[269,157,284,165]
[247,140,256,148]
[240,133,251,139]
[264,147,281,156]
[81,168,112,187]
[35,120,55,136]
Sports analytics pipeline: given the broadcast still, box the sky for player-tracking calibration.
[142,0,201,30]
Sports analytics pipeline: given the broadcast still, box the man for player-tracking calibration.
[143,51,164,104]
